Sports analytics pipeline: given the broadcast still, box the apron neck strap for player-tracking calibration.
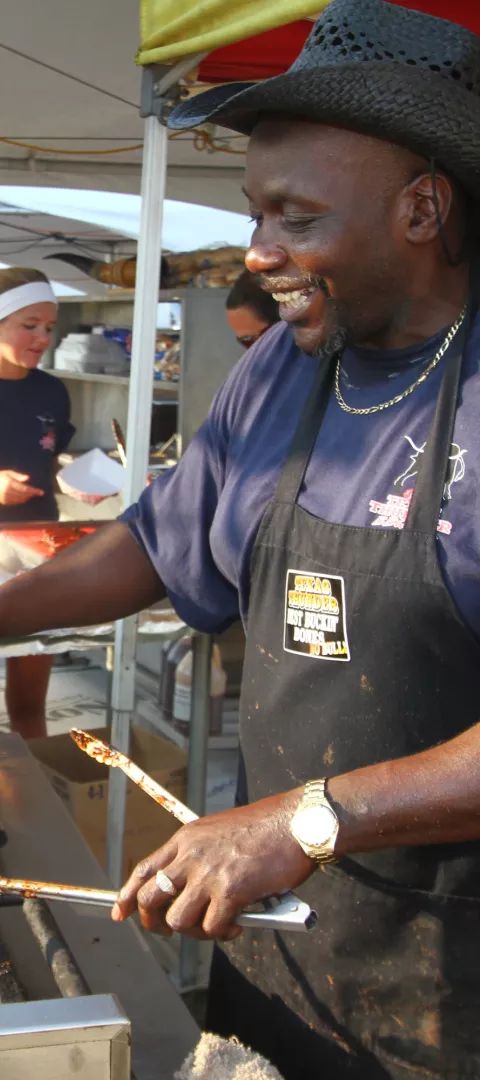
[405,301,471,534]
[274,352,336,505]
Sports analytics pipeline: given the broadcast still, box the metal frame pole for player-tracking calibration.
[106,87,167,888]
[179,632,213,988]
[106,60,205,888]
[186,634,213,817]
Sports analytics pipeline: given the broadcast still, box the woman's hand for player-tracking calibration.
[0,470,44,506]
[111,789,314,941]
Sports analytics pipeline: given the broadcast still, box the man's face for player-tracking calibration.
[244,119,420,356]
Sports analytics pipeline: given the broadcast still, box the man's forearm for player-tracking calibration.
[329,721,480,854]
[0,522,165,637]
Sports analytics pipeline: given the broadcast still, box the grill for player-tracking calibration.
[0,994,130,1080]
[0,890,89,1003]
[0,848,132,1079]
[0,731,198,1079]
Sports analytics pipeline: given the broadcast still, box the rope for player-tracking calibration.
[0,137,143,156]
[0,128,246,157]
[192,129,246,156]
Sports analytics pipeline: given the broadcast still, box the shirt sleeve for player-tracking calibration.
[121,385,240,634]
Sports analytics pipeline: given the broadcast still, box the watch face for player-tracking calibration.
[294,805,337,847]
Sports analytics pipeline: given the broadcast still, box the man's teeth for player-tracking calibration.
[271,287,315,303]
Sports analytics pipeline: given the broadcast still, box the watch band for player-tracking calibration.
[303,778,329,806]
[308,779,338,863]
[291,777,339,864]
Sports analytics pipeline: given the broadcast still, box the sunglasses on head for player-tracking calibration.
[236,325,270,350]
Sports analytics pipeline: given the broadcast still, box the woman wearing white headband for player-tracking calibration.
[0,267,74,738]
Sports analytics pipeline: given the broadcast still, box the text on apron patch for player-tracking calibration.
[284,569,350,661]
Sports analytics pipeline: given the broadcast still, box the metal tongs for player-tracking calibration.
[0,876,316,930]
[0,731,317,933]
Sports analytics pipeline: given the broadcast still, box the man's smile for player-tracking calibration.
[259,277,329,324]
[273,287,321,322]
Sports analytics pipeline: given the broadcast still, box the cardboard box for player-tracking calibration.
[30,726,187,880]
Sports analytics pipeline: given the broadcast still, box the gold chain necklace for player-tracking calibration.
[334,306,467,416]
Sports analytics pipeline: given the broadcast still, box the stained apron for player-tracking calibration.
[207,319,480,1079]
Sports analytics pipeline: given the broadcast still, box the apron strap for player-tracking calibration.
[274,353,336,505]
[406,302,472,535]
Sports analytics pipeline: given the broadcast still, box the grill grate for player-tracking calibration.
[0,893,86,1003]
[0,935,24,1004]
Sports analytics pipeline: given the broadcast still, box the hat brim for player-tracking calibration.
[168,62,480,198]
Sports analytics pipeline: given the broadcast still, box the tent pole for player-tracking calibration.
[106,103,167,888]
[106,59,204,889]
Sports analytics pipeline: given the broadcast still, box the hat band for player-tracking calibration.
[0,282,57,321]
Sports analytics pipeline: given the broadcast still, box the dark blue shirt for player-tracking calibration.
[0,368,74,522]
[123,318,480,638]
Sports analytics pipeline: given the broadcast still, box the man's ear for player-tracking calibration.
[402,170,453,246]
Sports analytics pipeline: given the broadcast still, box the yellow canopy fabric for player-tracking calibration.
[137,1,329,66]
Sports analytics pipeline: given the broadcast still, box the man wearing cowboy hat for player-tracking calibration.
[2,0,480,1075]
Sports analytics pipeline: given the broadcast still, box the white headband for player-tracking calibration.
[0,282,57,321]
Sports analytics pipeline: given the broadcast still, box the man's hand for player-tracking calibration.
[0,470,43,505]
[111,719,480,943]
[112,789,313,941]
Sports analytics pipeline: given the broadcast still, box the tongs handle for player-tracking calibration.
[0,879,316,932]
[237,892,317,931]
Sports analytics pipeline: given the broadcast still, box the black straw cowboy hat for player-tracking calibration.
[168,0,480,198]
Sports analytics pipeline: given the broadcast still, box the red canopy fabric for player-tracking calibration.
[198,21,313,83]
[198,1,480,84]
[392,0,479,31]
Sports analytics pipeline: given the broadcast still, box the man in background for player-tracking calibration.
[225,269,279,349]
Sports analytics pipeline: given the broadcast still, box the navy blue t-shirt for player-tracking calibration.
[0,368,74,522]
[123,318,480,639]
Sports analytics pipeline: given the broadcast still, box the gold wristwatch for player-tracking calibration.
[290,779,339,864]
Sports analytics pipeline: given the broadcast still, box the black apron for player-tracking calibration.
[207,322,480,1079]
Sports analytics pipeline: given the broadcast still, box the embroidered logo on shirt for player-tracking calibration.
[37,414,56,453]
[284,569,350,662]
[369,435,467,536]
[394,435,426,488]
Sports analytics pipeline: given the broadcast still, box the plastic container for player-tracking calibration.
[173,642,227,737]
[162,638,228,735]
[54,332,128,374]
[160,636,192,720]
[103,327,132,356]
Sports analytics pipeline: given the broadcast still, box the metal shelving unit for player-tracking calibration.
[52,286,240,452]
[52,290,244,993]
[50,295,180,452]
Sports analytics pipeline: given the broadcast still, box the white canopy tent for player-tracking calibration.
[0,0,247,212]
[0,198,136,296]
